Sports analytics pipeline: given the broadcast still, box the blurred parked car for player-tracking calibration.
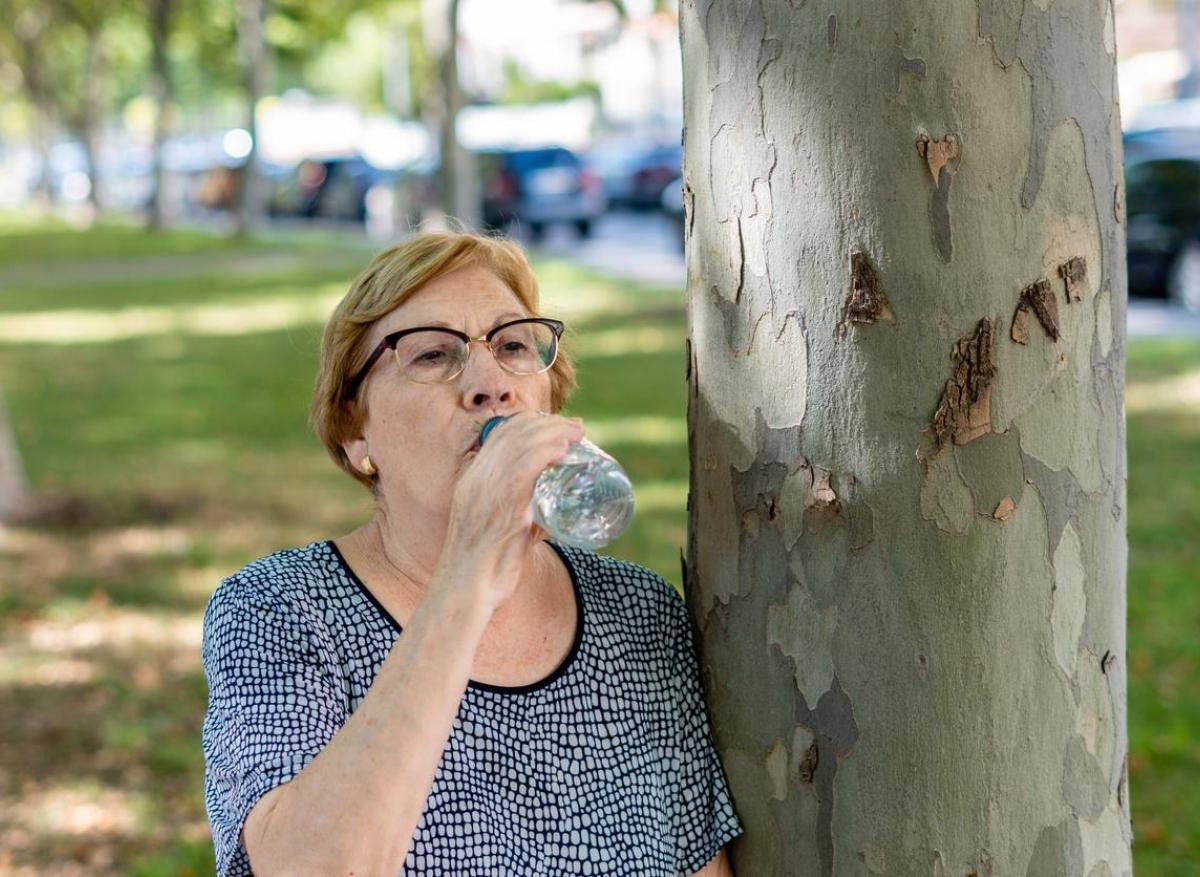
[589,140,682,211]
[269,155,396,223]
[477,146,606,240]
[197,159,291,213]
[1124,124,1200,312]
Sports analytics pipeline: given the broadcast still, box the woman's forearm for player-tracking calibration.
[244,577,493,876]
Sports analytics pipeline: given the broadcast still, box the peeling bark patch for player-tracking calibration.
[793,455,847,539]
[683,181,695,239]
[812,677,860,877]
[1022,452,1089,555]
[1018,278,1061,341]
[802,458,840,513]
[766,738,789,801]
[894,48,928,92]
[730,410,804,606]
[993,495,1016,521]
[931,318,998,448]
[1117,753,1128,811]
[1052,522,1086,679]
[797,741,818,783]
[837,251,896,338]
[1011,302,1030,345]
[916,133,961,186]
[1059,255,1088,302]
[917,134,960,262]
[1064,735,1109,820]
[929,170,955,261]
[1026,820,1084,877]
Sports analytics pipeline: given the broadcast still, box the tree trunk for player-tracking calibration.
[79,27,105,214]
[0,387,29,523]
[423,0,479,230]
[146,0,174,229]
[680,1,1131,874]
[236,0,267,236]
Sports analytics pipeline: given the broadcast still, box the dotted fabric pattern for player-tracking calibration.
[202,540,743,876]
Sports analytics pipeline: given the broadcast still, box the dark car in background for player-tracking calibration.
[589,140,682,211]
[269,155,395,222]
[477,146,605,240]
[1124,123,1200,312]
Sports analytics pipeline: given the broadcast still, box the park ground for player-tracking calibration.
[0,216,1195,874]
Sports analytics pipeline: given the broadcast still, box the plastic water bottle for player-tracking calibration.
[478,415,635,550]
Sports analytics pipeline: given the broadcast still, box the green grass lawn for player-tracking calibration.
[0,218,1195,873]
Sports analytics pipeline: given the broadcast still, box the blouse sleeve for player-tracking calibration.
[201,575,349,877]
[664,588,744,875]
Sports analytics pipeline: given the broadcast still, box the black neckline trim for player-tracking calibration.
[323,538,585,695]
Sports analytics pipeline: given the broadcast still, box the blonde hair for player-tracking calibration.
[311,231,577,489]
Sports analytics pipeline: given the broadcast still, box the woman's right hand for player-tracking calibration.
[433,411,584,614]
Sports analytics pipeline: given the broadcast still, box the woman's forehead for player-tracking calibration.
[375,269,530,337]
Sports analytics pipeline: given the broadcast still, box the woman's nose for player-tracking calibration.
[459,340,516,410]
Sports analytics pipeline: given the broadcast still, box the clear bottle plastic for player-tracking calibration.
[479,415,635,549]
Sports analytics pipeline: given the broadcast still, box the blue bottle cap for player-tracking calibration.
[478,415,510,446]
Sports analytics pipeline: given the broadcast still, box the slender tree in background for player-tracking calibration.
[423,0,478,229]
[0,388,29,524]
[145,0,176,228]
[236,0,267,235]
[680,1,1131,873]
[1,1,57,208]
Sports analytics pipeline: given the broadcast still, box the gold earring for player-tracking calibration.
[360,455,376,476]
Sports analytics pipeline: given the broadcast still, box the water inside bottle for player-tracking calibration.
[533,443,635,550]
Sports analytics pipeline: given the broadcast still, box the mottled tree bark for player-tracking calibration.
[680,1,1131,874]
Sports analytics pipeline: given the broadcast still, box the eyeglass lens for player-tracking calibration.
[392,320,557,383]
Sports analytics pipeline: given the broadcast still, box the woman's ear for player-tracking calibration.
[343,434,369,474]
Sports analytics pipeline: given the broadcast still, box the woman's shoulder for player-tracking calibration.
[205,540,333,622]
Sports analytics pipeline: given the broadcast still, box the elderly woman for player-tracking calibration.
[201,231,743,875]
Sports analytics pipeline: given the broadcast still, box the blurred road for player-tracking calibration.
[530,209,685,287]
[1126,299,1200,339]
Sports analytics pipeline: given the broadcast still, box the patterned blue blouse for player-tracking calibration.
[201,539,743,875]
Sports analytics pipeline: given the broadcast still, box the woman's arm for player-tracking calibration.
[241,567,493,875]
[692,847,735,877]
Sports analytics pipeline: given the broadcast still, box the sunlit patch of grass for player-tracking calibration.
[1126,369,1200,413]
[0,217,253,264]
[585,416,686,448]
[0,287,346,345]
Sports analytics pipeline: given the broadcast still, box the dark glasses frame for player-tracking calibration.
[345,316,565,398]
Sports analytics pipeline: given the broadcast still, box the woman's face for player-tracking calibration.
[344,263,554,524]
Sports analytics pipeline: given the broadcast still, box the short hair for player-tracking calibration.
[311,231,577,490]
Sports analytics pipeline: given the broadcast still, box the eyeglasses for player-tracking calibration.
[346,317,564,396]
